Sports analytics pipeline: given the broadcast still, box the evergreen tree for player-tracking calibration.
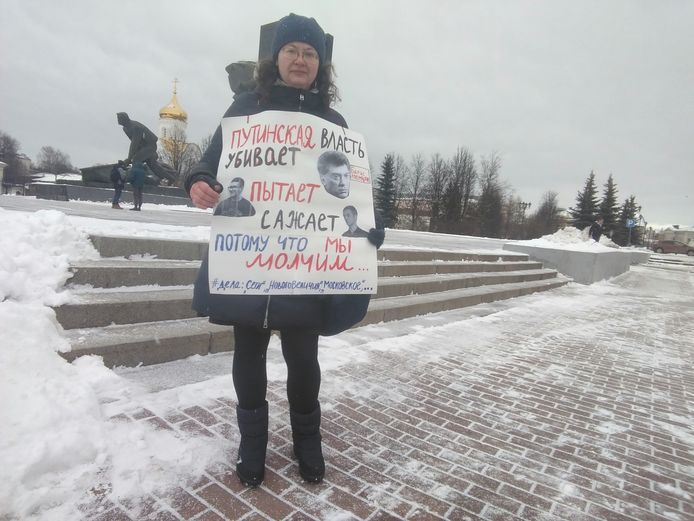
[374,153,398,228]
[569,171,600,229]
[598,174,619,237]
[613,195,640,246]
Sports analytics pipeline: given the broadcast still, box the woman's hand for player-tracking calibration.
[190,180,222,209]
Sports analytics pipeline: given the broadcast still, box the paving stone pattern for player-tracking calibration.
[81,273,693,521]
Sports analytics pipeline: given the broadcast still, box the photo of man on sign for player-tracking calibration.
[317,150,351,199]
[342,205,368,237]
[214,177,256,217]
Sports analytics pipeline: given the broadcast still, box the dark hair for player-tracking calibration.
[317,150,350,175]
[255,59,340,109]
[230,177,244,188]
[343,205,357,215]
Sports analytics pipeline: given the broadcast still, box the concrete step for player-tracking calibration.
[67,258,544,289]
[56,287,195,329]
[89,235,207,261]
[88,234,529,263]
[60,234,569,368]
[60,317,233,368]
[376,268,559,298]
[58,277,568,368]
[363,277,570,324]
[377,260,544,277]
[69,259,200,288]
[55,268,559,329]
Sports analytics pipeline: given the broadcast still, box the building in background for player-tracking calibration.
[157,80,200,185]
[158,79,188,141]
[657,225,694,245]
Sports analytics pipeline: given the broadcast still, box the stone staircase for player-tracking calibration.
[56,235,569,368]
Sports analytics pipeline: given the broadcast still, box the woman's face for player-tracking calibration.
[277,42,320,90]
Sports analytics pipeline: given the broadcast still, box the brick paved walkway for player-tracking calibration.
[82,263,693,521]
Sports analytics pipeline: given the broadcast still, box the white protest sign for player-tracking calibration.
[208,110,377,296]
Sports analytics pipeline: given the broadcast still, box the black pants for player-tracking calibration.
[232,326,320,414]
[132,186,143,209]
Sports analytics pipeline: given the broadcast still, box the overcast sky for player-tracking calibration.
[2,0,692,226]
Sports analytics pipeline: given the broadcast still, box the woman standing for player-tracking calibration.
[128,161,145,211]
[185,13,384,487]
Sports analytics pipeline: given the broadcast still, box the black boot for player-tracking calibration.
[236,402,268,487]
[290,404,325,483]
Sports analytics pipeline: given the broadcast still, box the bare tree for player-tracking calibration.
[199,133,214,156]
[478,151,504,238]
[527,191,562,238]
[36,146,74,182]
[451,147,477,221]
[502,194,524,239]
[426,153,449,232]
[404,153,428,230]
[159,128,201,186]
[440,146,477,233]
[393,154,408,223]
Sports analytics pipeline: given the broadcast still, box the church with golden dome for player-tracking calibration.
[158,78,188,141]
[155,79,200,184]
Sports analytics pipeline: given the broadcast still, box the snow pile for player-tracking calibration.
[516,226,619,251]
[67,214,212,242]
[0,209,99,305]
[0,209,224,520]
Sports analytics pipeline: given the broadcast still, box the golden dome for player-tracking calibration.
[159,79,187,122]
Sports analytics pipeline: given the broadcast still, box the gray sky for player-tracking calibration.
[2,0,692,226]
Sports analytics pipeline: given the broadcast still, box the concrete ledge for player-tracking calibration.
[378,248,526,262]
[502,244,638,284]
[629,250,651,265]
[32,182,192,206]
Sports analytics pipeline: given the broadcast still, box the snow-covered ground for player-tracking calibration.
[0,199,692,520]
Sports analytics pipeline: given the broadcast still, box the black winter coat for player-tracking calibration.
[186,86,371,334]
[589,221,603,242]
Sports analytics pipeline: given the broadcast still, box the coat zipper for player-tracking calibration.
[263,295,271,329]
[299,92,304,111]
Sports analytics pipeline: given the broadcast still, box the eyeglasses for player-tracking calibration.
[280,46,319,63]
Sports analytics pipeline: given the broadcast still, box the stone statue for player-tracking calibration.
[116,112,176,183]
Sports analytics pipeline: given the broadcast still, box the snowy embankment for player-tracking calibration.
[513,225,621,251]
[0,209,225,521]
